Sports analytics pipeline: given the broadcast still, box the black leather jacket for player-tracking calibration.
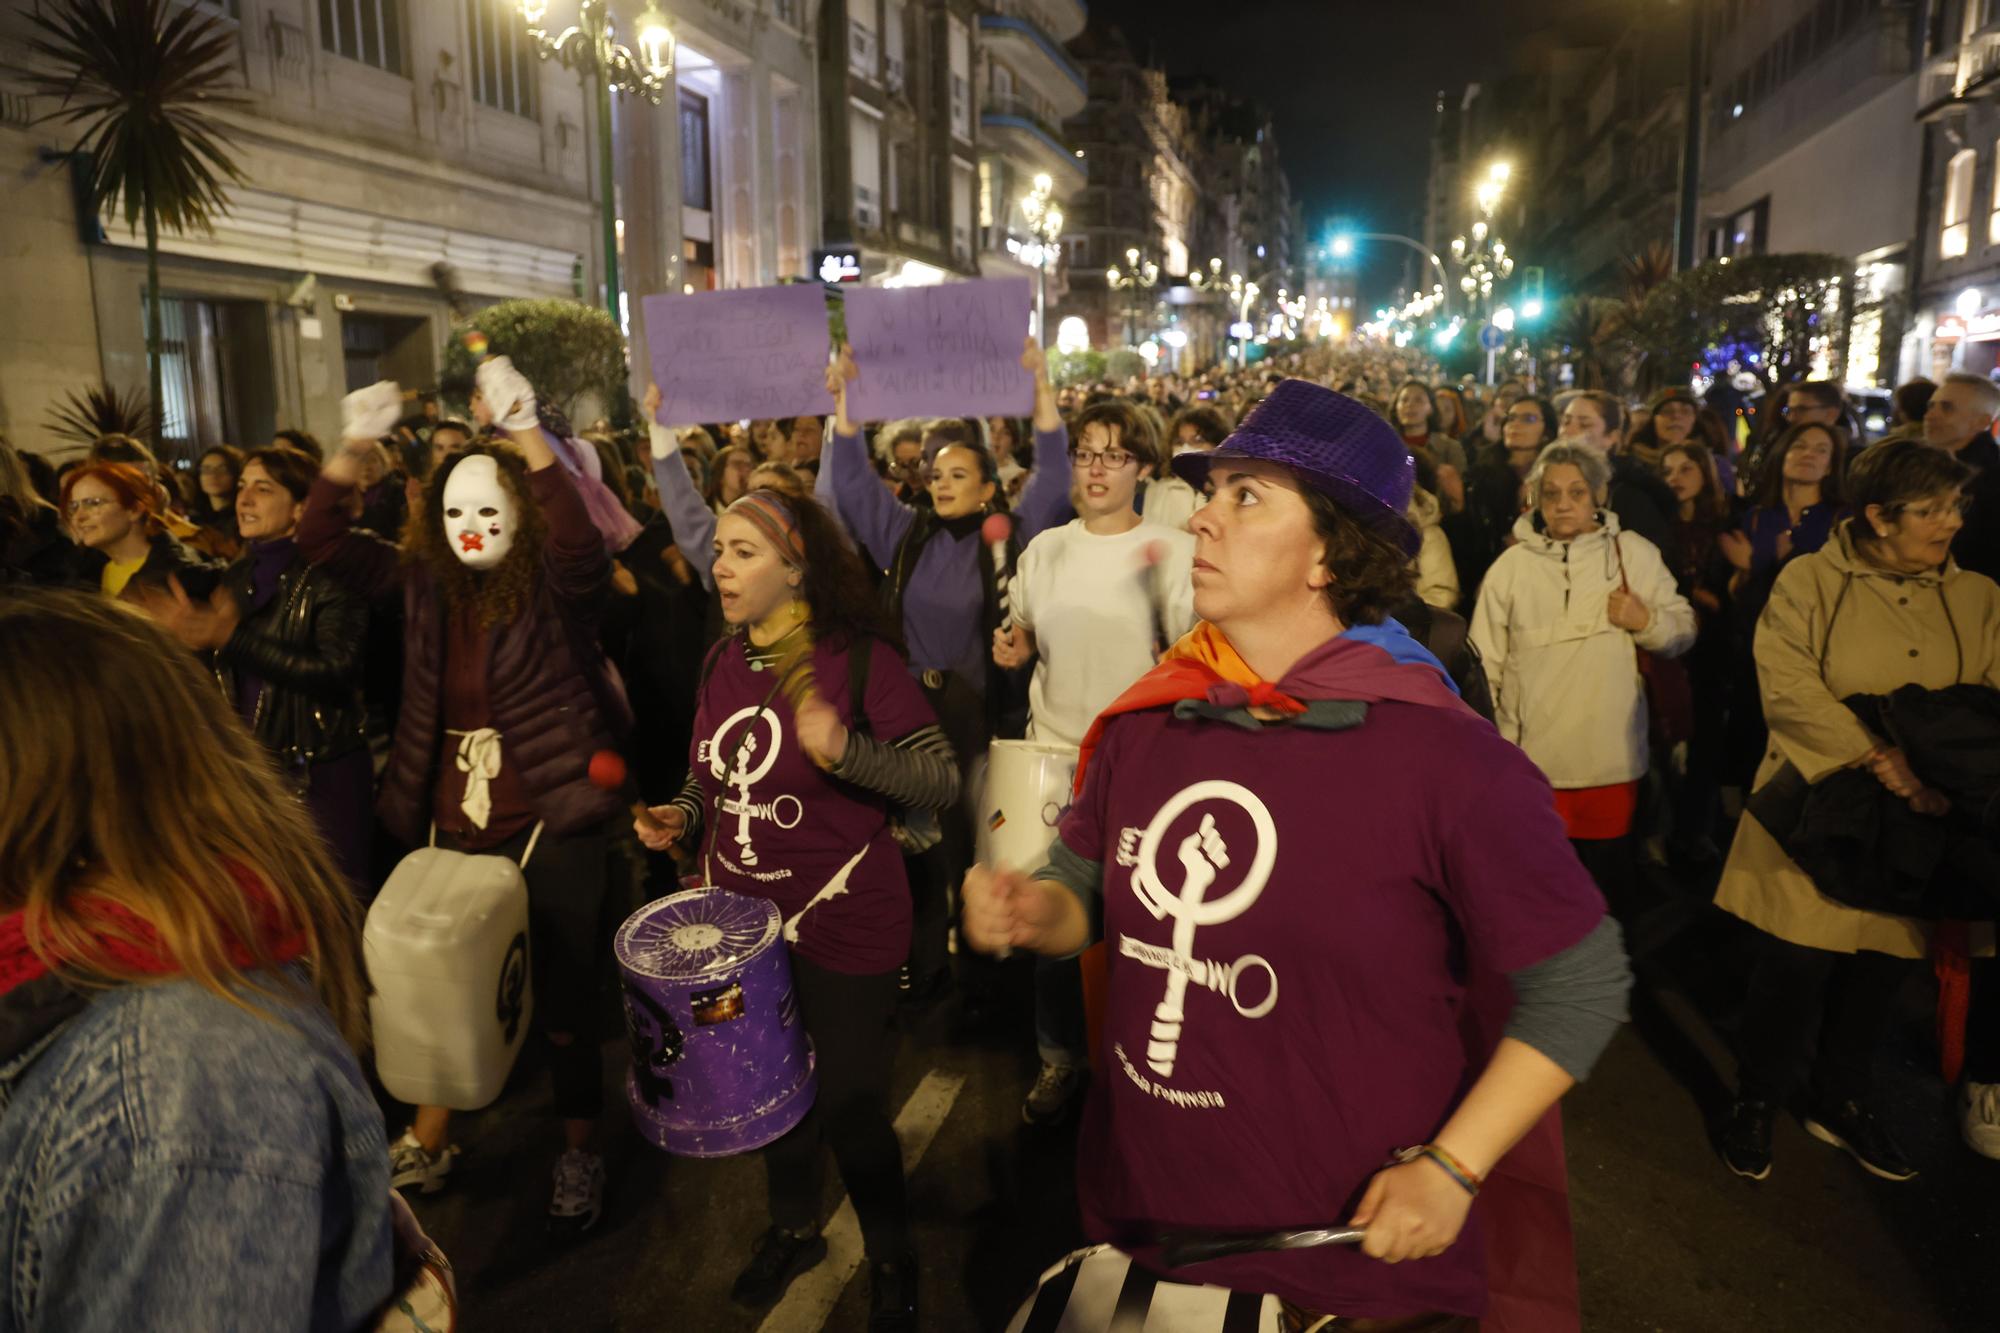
[213,548,370,769]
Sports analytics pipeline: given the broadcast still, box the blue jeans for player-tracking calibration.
[1034,953,1087,1069]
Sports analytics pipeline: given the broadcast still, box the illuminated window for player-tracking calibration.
[1943,148,1975,259]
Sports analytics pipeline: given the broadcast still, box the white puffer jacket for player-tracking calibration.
[1470,509,1696,788]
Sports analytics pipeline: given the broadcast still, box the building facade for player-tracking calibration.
[1910,0,2000,380]
[1700,0,1922,388]
[0,0,820,460]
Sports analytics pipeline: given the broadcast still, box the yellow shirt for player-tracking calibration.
[101,555,146,597]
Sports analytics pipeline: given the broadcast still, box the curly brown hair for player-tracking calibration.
[402,445,550,628]
[1300,487,1417,627]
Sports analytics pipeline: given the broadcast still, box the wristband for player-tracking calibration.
[1390,1143,1481,1197]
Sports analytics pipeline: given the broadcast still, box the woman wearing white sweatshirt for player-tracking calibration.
[1471,441,1695,916]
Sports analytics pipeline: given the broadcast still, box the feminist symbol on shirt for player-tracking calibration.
[1121,780,1279,1080]
[703,706,803,867]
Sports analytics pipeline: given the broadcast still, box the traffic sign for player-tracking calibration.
[814,246,863,283]
[1478,322,1506,350]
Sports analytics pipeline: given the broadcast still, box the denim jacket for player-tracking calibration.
[0,971,393,1331]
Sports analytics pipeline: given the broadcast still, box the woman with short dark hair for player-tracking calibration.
[1714,440,2000,1181]
[194,445,245,544]
[968,381,1628,1328]
[137,446,373,895]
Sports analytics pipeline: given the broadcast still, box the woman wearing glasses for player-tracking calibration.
[1715,441,2000,1182]
[991,399,1197,1125]
[58,462,219,599]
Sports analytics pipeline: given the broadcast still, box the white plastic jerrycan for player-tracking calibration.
[365,844,533,1110]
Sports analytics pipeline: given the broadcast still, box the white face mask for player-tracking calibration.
[440,455,517,569]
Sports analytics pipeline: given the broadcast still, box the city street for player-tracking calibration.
[404,874,2000,1332]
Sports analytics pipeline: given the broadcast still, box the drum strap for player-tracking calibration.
[426,819,546,871]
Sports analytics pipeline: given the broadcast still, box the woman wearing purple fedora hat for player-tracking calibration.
[966,380,1628,1331]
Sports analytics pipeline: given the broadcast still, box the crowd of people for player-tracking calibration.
[1,336,1996,1331]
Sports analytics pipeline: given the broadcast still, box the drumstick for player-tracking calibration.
[1139,538,1168,658]
[588,748,665,835]
[982,512,1015,632]
[1157,1226,1366,1268]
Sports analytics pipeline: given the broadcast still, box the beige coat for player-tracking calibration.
[1715,523,2000,957]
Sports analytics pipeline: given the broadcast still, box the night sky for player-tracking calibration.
[1085,0,1578,305]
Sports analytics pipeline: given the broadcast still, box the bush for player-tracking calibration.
[439,299,629,421]
[1620,253,1847,396]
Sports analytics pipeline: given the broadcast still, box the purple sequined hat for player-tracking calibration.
[1172,379,1420,556]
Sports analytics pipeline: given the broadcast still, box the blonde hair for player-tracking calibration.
[0,591,368,1052]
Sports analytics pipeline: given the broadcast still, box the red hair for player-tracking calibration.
[59,461,163,533]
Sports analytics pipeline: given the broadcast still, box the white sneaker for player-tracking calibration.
[389,1131,460,1194]
[549,1149,607,1231]
[1962,1081,2000,1159]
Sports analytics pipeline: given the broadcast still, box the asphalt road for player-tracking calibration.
[396,876,2000,1331]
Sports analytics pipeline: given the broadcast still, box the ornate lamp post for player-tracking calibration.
[1019,173,1065,347]
[518,0,675,324]
[1106,246,1160,349]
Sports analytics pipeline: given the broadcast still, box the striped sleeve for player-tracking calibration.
[669,770,705,842]
[829,723,959,810]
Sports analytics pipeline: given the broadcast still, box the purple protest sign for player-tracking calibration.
[641,285,833,423]
[844,277,1034,421]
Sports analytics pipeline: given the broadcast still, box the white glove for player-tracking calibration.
[647,421,680,461]
[340,381,403,443]
[476,355,539,432]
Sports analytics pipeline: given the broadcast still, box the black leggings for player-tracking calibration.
[1735,932,1913,1108]
[764,958,908,1259]
[438,822,612,1121]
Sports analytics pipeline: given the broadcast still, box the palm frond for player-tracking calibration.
[43,382,157,444]
[26,0,247,236]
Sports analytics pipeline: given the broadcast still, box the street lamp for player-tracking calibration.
[518,0,676,325]
[1019,172,1064,347]
[1106,247,1159,348]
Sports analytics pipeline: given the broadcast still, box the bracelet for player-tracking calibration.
[1390,1143,1482,1197]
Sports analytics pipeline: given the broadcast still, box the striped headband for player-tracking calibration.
[725,489,807,566]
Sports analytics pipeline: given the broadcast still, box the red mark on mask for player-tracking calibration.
[459,531,484,553]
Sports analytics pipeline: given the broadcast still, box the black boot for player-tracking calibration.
[868,1252,918,1332]
[729,1225,827,1307]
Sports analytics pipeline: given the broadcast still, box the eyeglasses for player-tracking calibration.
[1898,497,1972,523]
[1070,448,1135,470]
[1504,410,1543,424]
[65,496,112,516]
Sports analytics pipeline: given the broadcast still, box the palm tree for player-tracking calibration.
[44,381,157,444]
[27,0,245,454]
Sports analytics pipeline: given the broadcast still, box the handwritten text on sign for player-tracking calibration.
[844,278,1034,420]
[641,286,832,424]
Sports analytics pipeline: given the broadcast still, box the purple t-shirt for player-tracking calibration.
[1059,699,1603,1318]
[689,635,937,975]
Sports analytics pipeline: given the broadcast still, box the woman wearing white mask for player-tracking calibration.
[297,358,629,1233]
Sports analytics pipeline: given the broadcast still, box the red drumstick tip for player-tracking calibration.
[587,748,627,791]
[981,513,1013,546]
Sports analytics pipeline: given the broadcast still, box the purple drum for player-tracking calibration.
[614,887,816,1157]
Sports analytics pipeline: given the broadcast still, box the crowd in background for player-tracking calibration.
[3,338,1998,1327]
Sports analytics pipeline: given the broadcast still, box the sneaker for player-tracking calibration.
[389,1131,460,1194]
[729,1225,828,1307]
[1962,1081,2000,1160]
[868,1252,918,1332]
[1022,1061,1085,1126]
[1716,1099,1774,1181]
[1803,1098,1918,1182]
[548,1149,606,1232]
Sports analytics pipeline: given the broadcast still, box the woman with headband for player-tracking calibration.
[635,488,956,1331]
[818,337,1075,1005]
